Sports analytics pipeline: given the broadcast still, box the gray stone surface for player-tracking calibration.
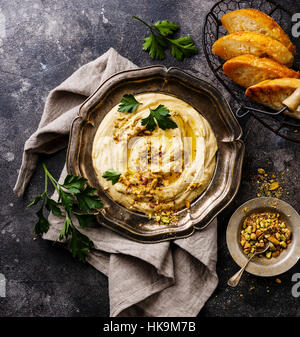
[0,0,299,317]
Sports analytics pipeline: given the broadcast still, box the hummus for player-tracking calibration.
[92,93,218,215]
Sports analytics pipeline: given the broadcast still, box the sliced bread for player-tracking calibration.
[212,32,294,67]
[223,55,300,88]
[221,9,296,54]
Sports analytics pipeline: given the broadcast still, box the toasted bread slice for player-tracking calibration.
[245,78,300,119]
[212,32,294,67]
[221,9,296,55]
[223,55,300,88]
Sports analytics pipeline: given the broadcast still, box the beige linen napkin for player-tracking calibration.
[14,48,218,317]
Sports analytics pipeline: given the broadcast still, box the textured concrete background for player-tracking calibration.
[0,0,300,316]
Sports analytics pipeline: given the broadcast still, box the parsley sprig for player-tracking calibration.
[102,169,121,185]
[141,105,178,131]
[27,163,103,262]
[132,16,198,61]
[118,94,142,113]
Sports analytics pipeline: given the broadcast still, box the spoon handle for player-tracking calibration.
[227,256,253,287]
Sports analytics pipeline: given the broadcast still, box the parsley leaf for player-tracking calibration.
[27,195,42,208]
[46,198,62,217]
[76,186,103,211]
[154,20,178,36]
[58,189,73,211]
[143,32,167,60]
[102,169,121,185]
[118,94,142,113]
[141,105,178,131]
[69,226,94,262]
[169,36,198,61]
[59,213,72,240]
[133,16,198,61]
[62,175,87,194]
[34,207,50,235]
[27,163,103,262]
[75,213,96,228]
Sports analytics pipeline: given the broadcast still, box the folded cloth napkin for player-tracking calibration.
[14,48,218,317]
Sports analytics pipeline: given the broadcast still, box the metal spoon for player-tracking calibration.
[227,243,270,287]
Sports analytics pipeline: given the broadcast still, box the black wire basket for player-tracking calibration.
[203,0,300,143]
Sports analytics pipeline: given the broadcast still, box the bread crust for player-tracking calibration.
[245,78,300,119]
[212,32,294,67]
[223,55,300,88]
[221,9,296,54]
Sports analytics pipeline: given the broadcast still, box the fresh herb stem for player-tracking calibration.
[132,15,155,32]
[42,163,60,194]
[132,16,170,39]
[132,15,198,61]
[132,15,170,42]
[27,163,103,262]
[44,167,48,194]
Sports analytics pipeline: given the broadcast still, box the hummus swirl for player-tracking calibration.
[92,93,218,215]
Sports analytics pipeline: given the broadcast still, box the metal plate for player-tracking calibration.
[227,197,300,276]
[67,65,244,242]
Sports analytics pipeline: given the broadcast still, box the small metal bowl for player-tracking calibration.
[227,197,300,276]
